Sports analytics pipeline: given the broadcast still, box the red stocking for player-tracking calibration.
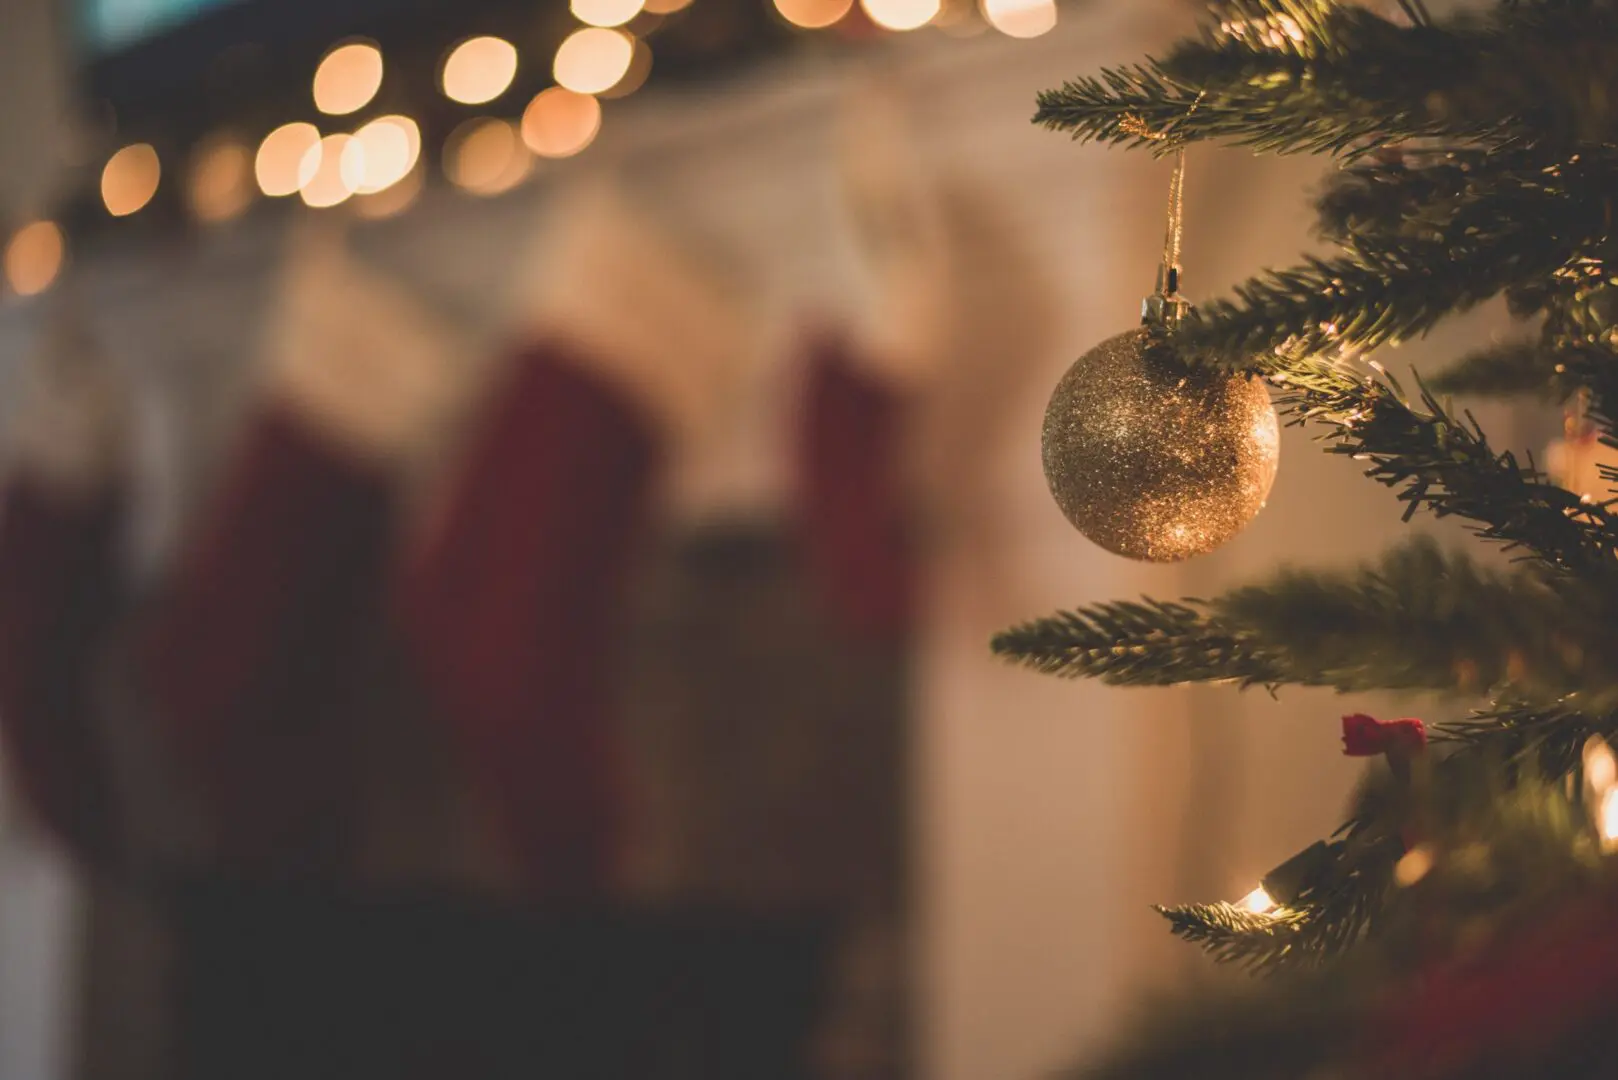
[142,228,468,875]
[0,309,128,867]
[395,343,658,899]
[796,334,915,641]
[143,408,392,873]
[0,480,121,863]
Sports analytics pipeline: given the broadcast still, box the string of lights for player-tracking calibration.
[0,0,1063,302]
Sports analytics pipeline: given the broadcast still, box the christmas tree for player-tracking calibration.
[994,1,1618,1075]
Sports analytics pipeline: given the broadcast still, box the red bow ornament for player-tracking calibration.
[1342,713,1427,757]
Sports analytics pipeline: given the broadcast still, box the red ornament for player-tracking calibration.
[1342,713,1427,757]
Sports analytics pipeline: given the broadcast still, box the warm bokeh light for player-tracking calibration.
[553,28,634,95]
[101,143,161,217]
[521,88,602,158]
[643,0,693,12]
[599,38,652,99]
[573,0,645,27]
[300,132,360,208]
[187,134,254,223]
[441,36,519,105]
[980,0,1054,37]
[346,115,421,194]
[4,221,65,297]
[1237,885,1277,916]
[1601,787,1618,850]
[353,163,424,220]
[312,41,384,115]
[860,0,939,30]
[445,118,532,197]
[256,122,322,197]
[1587,735,1617,793]
[1393,844,1434,888]
[775,0,853,27]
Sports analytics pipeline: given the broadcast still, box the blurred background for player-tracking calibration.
[0,0,1535,1077]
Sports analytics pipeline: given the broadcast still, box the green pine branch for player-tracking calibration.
[1185,143,1614,365]
[1539,290,1618,452]
[990,600,1285,689]
[1312,144,1613,267]
[1428,339,1562,398]
[1154,902,1314,967]
[1034,2,1618,157]
[1164,155,1618,578]
[1215,539,1610,704]
[1437,697,1611,776]
[1157,731,1614,971]
[995,539,1618,706]
[1176,246,1553,364]
[1273,365,1616,579]
[1158,800,1401,972]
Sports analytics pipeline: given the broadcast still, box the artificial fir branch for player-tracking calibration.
[1185,141,1615,365]
[1269,365,1618,579]
[1214,539,1612,704]
[1031,62,1453,160]
[1428,339,1561,398]
[990,601,1285,689]
[1436,697,1617,777]
[1157,738,1614,971]
[996,539,1618,706]
[1312,144,1616,259]
[1155,902,1314,967]
[1035,2,1618,157]
[1177,245,1563,364]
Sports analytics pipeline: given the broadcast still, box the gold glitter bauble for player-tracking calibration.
[1041,326,1279,562]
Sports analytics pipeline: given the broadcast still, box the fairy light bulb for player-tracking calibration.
[860,0,940,31]
[346,115,421,194]
[572,0,645,28]
[299,133,361,208]
[553,28,634,94]
[775,0,853,28]
[4,221,65,297]
[312,42,383,115]
[1237,885,1277,915]
[188,134,254,223]
[102,143,161,217]
[521,88,602,158]
[1586,734,1617,793]
[1393,844,1434,887]
[980,0,1054,37]
[1600,787,1618,851]
[441,36,519,105]
[256,122,322,197]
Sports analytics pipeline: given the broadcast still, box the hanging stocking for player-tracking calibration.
[797,80,952,640]
[0,307,125,864]
[142,227,466,874]
[797,336,917,640]
[396,181,742,898]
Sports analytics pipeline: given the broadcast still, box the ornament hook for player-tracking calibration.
[1142,146,1193,329]
[1137,93,1203,329]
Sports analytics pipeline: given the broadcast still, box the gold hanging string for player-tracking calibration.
[1123,93,1203,324]
[1161,146,1187,294]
